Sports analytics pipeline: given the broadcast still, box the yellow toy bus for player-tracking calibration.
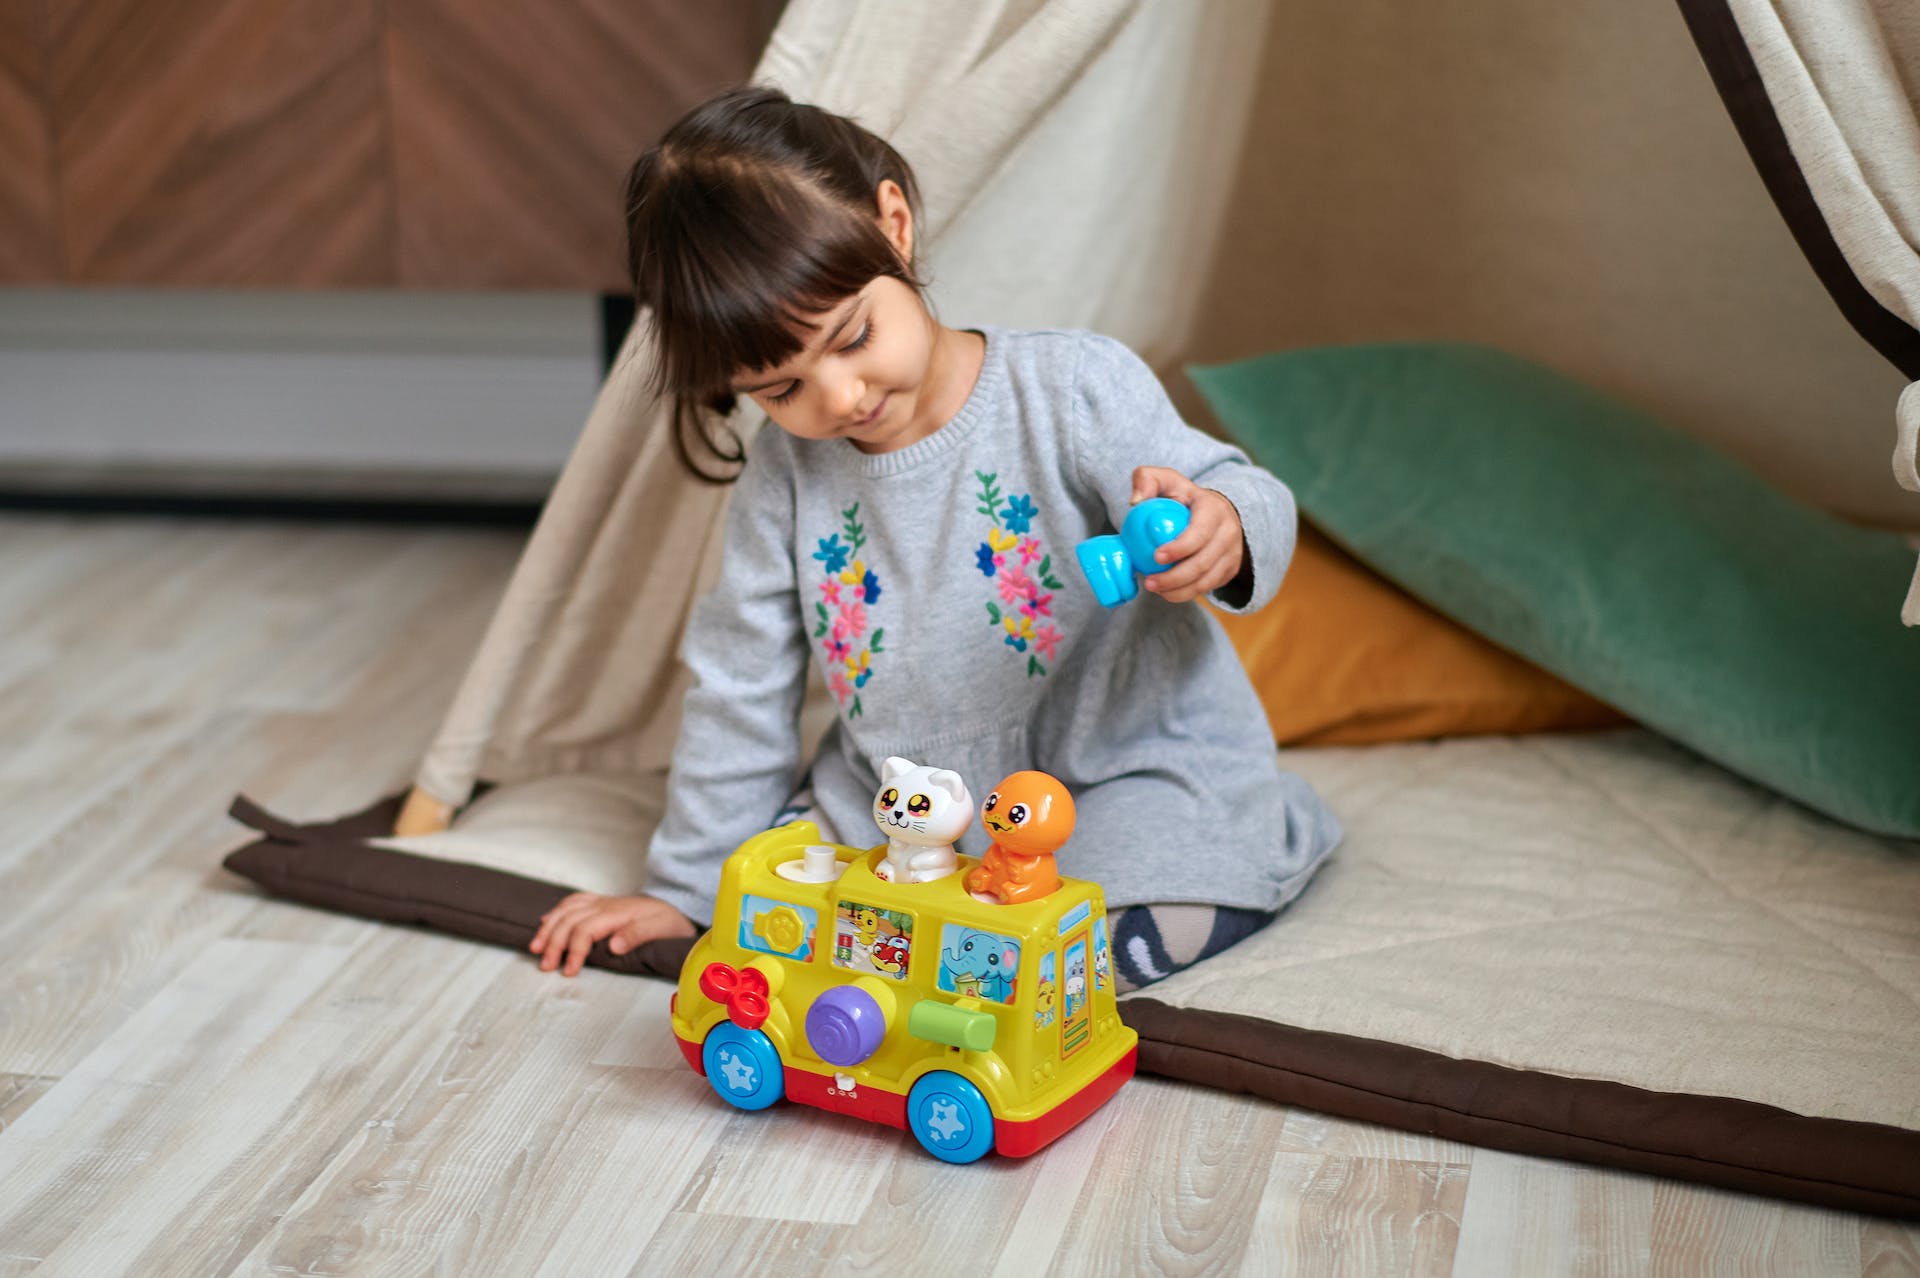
[670,821,1137,1163]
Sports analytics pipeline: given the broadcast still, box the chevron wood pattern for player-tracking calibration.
[0,0,61,279]
[384,0,781,290]
[43,0,390,285]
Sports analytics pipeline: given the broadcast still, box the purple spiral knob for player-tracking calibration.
[806,986,887,1066]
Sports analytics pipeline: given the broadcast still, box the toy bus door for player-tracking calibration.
[1059,931,1091,1059]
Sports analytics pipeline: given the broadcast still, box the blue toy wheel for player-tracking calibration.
[906,1071,996,1164]
[702,1022,785,1111]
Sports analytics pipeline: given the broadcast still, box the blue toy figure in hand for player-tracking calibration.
[526,85,1345,994]
[1076,497,1192,607]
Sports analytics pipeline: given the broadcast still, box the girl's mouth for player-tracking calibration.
[851,395,889,429]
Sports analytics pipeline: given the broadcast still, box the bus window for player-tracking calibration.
[833,899,915,981]
[938,926,1020,1004]
[1060,932,1091,1058]
[738,894,818,962]
[1034,950,1058,1030]
[1092,914,1112,991]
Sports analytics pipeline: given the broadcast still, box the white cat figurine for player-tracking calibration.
[871,756,971,884]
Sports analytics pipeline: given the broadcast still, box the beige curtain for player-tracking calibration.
[1725,0,1920,621]
[406,0,1273,819]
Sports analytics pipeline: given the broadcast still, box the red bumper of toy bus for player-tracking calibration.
[675,1030,1137,1158]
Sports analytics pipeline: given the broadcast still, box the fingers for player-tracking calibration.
[1145,518,1243,603]
[608,920,651,956]
[1144,490,1245,602]
[1130,466,1199,505]
[532,893,600,971]
[563,919,605,977]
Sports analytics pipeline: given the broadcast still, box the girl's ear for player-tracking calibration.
[874,179,914,264]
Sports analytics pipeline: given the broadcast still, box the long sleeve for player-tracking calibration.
[1069,334,1297,614]
[644,438,811,924]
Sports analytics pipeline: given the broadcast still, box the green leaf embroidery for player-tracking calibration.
[869,628,886,654]
[849,695,863,719]
[985,601,1001,625]
[841,502,866,551]
[1042,574,1065,591]
[1027,655,1046,678]
[974,470,1003,525]
[814,600,830,637]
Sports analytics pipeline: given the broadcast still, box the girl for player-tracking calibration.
[531,86,1341,987]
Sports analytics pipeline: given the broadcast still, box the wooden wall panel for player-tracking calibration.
[0,0,62,279]
[44,0,392,285]
[385,0,781,291]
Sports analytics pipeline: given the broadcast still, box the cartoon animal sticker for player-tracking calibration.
[1060,933,1091,1058]
[1033,951,1058,1029]
[938,926,1020,1005]
[1092,914,1111,990]
[833,900,913,981]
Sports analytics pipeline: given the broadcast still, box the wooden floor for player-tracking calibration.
[2,513,1915,1277]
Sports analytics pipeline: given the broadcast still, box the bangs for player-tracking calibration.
[633,163,915,408]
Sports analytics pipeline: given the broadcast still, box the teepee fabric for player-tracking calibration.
[407,0,1272,817]
[1688,0,1920,621]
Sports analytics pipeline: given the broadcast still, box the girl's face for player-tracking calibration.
[731,275,941,454]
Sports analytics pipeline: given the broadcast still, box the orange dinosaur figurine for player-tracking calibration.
[965,771,1076,905]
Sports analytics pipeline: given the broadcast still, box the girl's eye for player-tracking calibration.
[766,381,800,405]
[844,323,872,352]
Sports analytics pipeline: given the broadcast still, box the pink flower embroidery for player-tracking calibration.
[826,636,850,663]
[830,670,852,704]
[819,580,842,605]
[838,600,867,639]
[998,566,1036,606]
[1018,537,1041,565]
[1034,624,1062,661]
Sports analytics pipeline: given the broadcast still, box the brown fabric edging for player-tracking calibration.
[1676,0,1920,380]
[222,792,691,979]
[1123,997,1920,1220]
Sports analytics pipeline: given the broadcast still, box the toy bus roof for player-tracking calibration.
[723,822,1106,942]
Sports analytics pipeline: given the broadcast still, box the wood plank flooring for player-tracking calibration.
[1,513,1914,1276]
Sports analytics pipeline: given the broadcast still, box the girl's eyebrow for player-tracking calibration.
[734,299,865,393]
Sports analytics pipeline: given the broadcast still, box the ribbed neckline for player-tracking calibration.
[836,326,1005,478]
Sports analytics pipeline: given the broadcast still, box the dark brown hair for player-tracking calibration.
[624,86,925,481]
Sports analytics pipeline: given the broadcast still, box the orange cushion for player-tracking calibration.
[1213,526,1628,746]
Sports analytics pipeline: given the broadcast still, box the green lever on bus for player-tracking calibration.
[909,999,997,1052]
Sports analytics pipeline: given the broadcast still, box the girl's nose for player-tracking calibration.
[828,373,866,421]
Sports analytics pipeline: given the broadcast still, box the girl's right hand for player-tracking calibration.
[530,893,695,977]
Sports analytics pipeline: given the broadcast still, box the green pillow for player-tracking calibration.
[1189,342,1920,840]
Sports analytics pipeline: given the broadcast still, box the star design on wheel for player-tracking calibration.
[719,1048,758,1092]
[925,1098,966,1142]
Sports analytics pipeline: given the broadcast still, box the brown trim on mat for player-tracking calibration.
[1123,998,1920,1220]
[222,792,690,978]
[1676,0,1920,380]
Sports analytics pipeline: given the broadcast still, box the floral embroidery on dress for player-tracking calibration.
[972,470,1066,677]
[813,503,884,718]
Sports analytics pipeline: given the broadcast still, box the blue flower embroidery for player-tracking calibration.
[975,543,998,577]
[1000,494,1038,534]
[1004,631,1027,652]
[861,569,882,605]
[813,535,850,575]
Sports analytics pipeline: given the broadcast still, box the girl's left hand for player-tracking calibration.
[1129,466,1247,604]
